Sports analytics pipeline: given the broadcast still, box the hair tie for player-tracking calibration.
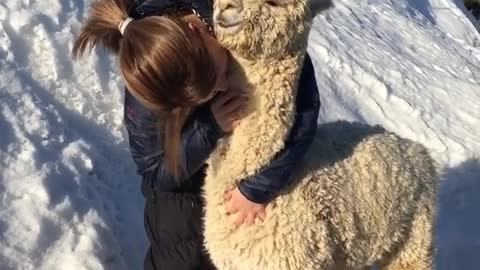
[118,17,134,36]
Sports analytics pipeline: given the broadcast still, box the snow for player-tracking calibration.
[0,0,478,269]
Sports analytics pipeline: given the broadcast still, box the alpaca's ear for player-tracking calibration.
[309,0,334,16]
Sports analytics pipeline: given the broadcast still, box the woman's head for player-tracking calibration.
[73,0,230,176]
[73,0,229,110]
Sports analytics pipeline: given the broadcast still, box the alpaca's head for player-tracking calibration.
[213,0,330,59]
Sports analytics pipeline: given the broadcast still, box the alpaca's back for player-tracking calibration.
[295,122,438,268]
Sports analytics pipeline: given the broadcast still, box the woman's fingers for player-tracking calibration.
[245,212,256,226]
[234,212,247,226]
[258,211,267,221]
[213,89,238,108]
[226,200,238,215]
[231,119,240,128]
[209,88,249,133]
[223,95,247,116]
[224,190,233,201]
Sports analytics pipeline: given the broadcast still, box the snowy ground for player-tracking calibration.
[0,0,479,269]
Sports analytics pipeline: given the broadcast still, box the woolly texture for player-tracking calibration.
[204,1,438,269]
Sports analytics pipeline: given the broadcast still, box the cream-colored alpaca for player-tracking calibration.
[203,0,438,269]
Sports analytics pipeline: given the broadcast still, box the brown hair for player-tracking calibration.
[72,0,218,177]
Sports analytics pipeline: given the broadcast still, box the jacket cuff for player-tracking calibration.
[238,180,276,204]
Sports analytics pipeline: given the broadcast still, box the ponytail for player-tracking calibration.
[164,107,191,177]
[72,0,133,57]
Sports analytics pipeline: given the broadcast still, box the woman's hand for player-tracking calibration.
[210,89,247,133]
[225,187,267,226]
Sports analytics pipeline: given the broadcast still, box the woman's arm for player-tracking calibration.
[124,90,224,191]
[237,54,320,203]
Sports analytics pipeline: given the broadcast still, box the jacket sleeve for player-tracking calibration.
[124,90,224,191]
[237,54,320,203]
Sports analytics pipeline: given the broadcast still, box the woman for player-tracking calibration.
[73,0,320,269]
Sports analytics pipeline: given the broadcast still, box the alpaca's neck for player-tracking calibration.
[206,52,306,189]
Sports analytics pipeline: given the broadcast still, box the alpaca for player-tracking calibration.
[203,0,438,269]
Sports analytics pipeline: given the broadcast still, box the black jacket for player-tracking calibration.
[125,0,321,204]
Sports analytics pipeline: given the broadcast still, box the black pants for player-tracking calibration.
[142,181,216,270]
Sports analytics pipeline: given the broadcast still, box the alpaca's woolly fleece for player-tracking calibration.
[205,120,438,270]
[204,0,438,269]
